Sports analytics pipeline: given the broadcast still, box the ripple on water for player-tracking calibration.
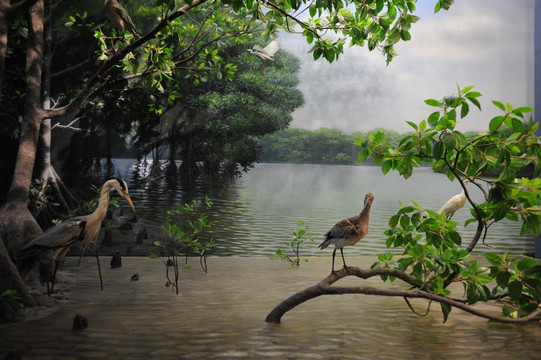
[2,256,541,360]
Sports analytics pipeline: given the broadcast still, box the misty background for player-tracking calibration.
[278,0,534,134]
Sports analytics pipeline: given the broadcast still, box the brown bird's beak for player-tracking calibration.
[124,192,136,213]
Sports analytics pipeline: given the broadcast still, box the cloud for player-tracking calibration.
[279,0,534,133]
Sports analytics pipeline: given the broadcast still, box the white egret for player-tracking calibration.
[437,181,469,219]
[247,40,279,61]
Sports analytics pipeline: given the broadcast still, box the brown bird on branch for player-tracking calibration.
[319,193,374,273]
[104,0,141,37]
[18,178,136,294]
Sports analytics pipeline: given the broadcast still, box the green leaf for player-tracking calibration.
[428,111,440,126]
[388,214,399,229]
[511,106,533,117]
[442,133,456,151]
[467,286,480,304]
[517,257,537,271]
[433,141,443,161]
[507,280,522,300]
[382,160,392,174]
[440,303,452,323]
[399,215,410,229]
[406,121,418,130]
[484,252,502,266]
[448,230,461,245]
[492,100,506,111]
[496,271,510,288]
[489,116,505,132]
[460,102,469,118]
[424,99,442,107]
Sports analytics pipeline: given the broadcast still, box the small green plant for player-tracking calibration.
[151,195,215,295]
[270,219,314,267]
[28,178,59,217]
[0,278,23,321]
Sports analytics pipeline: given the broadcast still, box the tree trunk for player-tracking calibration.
[0,0,8,99]
[0,0,45,305]
[32,0,77,226]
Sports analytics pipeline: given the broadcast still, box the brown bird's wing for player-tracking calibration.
[17,217,86,259]
[319,216,361,249]
[114,5,140,36]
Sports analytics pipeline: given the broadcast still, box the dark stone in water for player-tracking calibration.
[4,350,21,360]
[135,227,147,244]
[102,227,113,247]
[73,314,88,330]
[118,220,133,231]
[166,259,174,267]
[110,251,122,269]
[131,273,139,281]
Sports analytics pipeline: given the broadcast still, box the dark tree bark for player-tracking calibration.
[265,266,541,325]
[0,0,45,305]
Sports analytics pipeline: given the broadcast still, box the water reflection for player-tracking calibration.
[108,161,534,257]
[1,256,539,359]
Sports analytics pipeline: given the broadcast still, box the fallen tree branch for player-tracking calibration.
[265,266,541,325]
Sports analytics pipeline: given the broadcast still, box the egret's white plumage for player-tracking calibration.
[319,193,374,273]
[18,178,136,293]
[247,40,280,61]
[437,181,468,219]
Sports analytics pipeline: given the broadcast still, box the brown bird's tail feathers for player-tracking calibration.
[318,237,332,250]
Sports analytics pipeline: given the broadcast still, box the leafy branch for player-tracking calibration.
[270,219,314,267]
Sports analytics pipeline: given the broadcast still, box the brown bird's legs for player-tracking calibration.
[331,248,349,273]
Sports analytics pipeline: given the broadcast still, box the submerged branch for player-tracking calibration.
[265,266,541,325]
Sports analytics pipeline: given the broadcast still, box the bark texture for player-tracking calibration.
[265,266,541,325]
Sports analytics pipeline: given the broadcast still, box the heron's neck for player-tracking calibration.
[88,184,112,223]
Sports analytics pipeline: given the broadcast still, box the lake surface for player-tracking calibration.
[115,161,534,257]
[1,256,540,359]
[1,162,539,359]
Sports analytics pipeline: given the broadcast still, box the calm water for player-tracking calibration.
[1,162,539,359]
[115,161,533,257]
[1,256,540,359]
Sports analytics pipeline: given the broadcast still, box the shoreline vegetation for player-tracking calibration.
[259,127,482,166]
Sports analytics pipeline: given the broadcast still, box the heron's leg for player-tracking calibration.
[46,267,51,296]
[95,247,104,290]
[331,249,337,273]
[50,259,60,294]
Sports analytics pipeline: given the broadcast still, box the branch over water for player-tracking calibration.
[265,266,541,325]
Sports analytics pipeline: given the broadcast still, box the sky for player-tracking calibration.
[278,0,535,134]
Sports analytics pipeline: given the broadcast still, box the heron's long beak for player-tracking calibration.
[124,192,136,213]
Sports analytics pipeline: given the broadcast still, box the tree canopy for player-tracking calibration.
[0,0,459,314]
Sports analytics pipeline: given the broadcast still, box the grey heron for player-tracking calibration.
[18,178,136,294]
[319,193,374,273]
